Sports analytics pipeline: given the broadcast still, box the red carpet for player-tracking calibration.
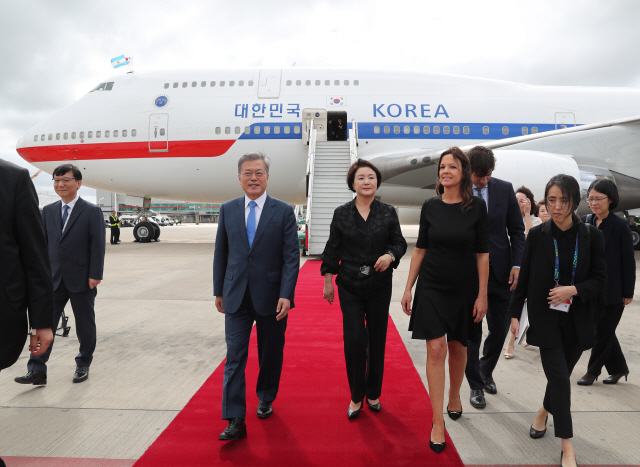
[133,261,463,466]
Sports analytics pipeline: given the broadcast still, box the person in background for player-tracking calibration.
[321,159,407,419]
[537,200,551,223]
[510,174,606,467]
[577,179,635,386]
[109,210,121,245]
[401,147,489,454]
[516,186,543,236]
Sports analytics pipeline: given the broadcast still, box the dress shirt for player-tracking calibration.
[61,195,79,232]
[244,192,267,228]
[473,184,488,211]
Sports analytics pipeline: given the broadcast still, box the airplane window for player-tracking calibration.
[284,126,290,134]
[239,81,244,86]
[230,81,235,87]
[334,80,340,86]
[71,132,76,139]
[105,82,114,90]
[173,82,178,88]
[315,80,321,86]
[344,80,349,86]
[122,130,127,137]
[423,126,430,134]
[483,126,489,135]
[264,126,270,134]
[79,132,84,138]
[274,126,280,134]
[56,133,60,140]
[286,80,292,86]
[159,129,165,136]
[531,127,538,133]
[182,82,187,88]
[186,128,193,136]
[235,126,241,134]
[305,80,311,86]
[254,126,260,134]
[414,126,420,134]
[96,131,101,138]
[225,127,231,134]
[394,126,400,134]
[113,130,118,137]
[64,132,68,140]
[216,127,221,134]
[453,126,460,135]
[403,126,410,134]
[33,135,37,142]
[105,130,110,138]
[48,134,52,141]
[296,80,301,86]
[200,81,205,87]
[164,83,169,89]
[433,126,440,134]
[132,129,137,137]
[384,126,390,134]
[502,126,509,135]
[463,126,470,135]
[191,81,197,87]
[210,81,216,87]
[354,80,360,86]
[220,81,226,87]
[522,127,529,135]
[248,80,254,86]
[325,80,330,86]
[88,131,93,138]
[196,127,202,135]
[294,125,301,134]
[41,134,45,141]
[443,126,450,135]
[374,126,380,134]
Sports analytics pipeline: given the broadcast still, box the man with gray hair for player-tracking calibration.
[214,152,300,440]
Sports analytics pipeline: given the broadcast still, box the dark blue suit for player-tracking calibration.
[466,177,526,390]
[214,194,299,420]
[28,197,105,373]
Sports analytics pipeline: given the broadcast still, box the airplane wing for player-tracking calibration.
[371,115,640,181]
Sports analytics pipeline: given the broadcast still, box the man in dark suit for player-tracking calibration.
[214,151,299,440]
[465,146,526,408]
[0,159,54,372]
[15,164,105,385]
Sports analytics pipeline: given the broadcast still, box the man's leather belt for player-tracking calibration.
[341,261,372,276]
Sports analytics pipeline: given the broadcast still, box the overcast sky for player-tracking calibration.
[2,0,640,197]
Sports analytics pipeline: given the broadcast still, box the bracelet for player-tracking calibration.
[477,297,487,300]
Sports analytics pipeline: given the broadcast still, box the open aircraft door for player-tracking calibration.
[258,69,282,98]
[302,108,327,144]
[149,113,169,152]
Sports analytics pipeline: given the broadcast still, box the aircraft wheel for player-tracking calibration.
[630,224,640,250]
[152,223,161,241]
[134,222,154,243]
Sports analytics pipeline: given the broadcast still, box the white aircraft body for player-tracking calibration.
[15,68,640,220]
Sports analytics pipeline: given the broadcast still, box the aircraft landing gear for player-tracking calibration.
[132,196,161,243]
[623,211,640,250]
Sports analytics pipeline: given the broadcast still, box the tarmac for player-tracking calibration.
[1,223,638,466]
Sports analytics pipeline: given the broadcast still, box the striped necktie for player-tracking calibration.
[247,201,257,248]
[62,204,70,232]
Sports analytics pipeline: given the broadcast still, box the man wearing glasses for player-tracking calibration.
[15,164,105,385]
[214,152,299,440]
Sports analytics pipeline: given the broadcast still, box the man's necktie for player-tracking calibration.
[475,187,482,197]
[247,201,257,248]
[61,204,69,232]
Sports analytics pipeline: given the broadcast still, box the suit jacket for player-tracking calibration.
[509,221,607,350]
[581,212,636,305]
[486,177,526,282]
[0,159,54,370]
[42,197,106,293]
[213,194,300,316]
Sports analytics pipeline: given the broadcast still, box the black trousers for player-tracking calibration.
[466,266,511,390]
[28,279,97,373]
[587,303,628,377]
[337,279,393,403]
[222,286,287,420]
[540,313,583,439]
[110,227,120,244]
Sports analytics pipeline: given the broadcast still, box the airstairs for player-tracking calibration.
[304,125,358,255]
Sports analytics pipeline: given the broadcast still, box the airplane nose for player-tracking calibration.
[16,134,26,150]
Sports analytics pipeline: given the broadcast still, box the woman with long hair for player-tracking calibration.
[510,175,607,467]
[401,147,489,454]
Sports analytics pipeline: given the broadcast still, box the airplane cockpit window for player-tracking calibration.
[173,82,179,88]
[105,82,114,90]
[354,80,360,86]
[210,81,216,87]
[483,126,489,135]
[502,126,509,135]
[192,81,197,87]
[531,127,538,134]
[90,82,114,92]
[522,127,529,135]
[164,83,170,89]
[423,126,430,134]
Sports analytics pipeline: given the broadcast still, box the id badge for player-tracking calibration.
[549,286,572,312]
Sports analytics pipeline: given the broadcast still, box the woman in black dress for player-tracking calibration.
[577,179,635,386]
[510,175,607,467]
[401,147,489,454]
[321,159,407,419]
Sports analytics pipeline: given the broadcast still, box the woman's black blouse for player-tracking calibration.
[551,221,579,286]
[320,199,407,277]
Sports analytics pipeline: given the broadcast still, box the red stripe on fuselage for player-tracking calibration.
[17,140,236,163]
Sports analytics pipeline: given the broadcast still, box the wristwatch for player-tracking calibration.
[386,250,396,262]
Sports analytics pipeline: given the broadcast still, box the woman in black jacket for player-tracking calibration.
[321,159,407,419]
[510,175,607,467]
[577,179,635,386]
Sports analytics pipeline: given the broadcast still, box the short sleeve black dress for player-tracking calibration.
[409,196,489,345]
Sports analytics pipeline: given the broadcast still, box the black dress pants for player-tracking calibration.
[540,313,583,439]
[110,227,119,244]
[587,303,628,377]
[337,279,393,403]
[466,265,511,390]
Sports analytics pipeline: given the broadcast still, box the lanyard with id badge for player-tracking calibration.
[550,235,578,312]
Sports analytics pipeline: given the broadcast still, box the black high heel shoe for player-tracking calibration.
[577,373,597,386]
[603,372,629,384]
[366,398,381,413]
[348,401,362,419]
[529,415,548,439]
[446,404,462,421]
[429,422,446,454]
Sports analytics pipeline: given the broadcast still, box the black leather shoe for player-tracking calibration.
[257,400,273,418]
[73,367,89,383]
[447,404,462,420]
[603,372,629,384]
[529,415,548,439]
[469,389,486,409]
[347,401,362,419]
[219,418,247,440]
[577,373,597,385]
[429,422,446,454]
[483,374,497,394]
[14,371,47,385]
[366,398,381,413]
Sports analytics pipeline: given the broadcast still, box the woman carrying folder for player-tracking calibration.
[509,174,607,467]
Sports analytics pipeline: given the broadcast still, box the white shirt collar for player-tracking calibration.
[62,195,79,210]
[245,192,267,210]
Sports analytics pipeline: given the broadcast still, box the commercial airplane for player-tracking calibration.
[14,68,640,249]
